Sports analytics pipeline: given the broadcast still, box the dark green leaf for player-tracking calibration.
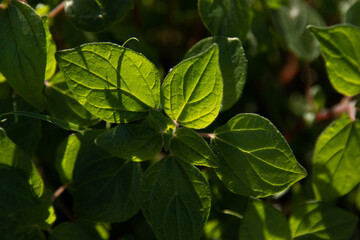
[65,0,133,32]
[0,216,14,240]
[170,128,219,167]
[198,0,252,41]
[161,44,222,129]
[289,202,358,240]
[212,113,306,198]
[272,0,325,61]
[56,42,160,123]
[239,199,291,240]
[45,73,99,127]
[73,144,142,222]
[141,156,211,240]
[0,0,46,110]
[345,1,360,28]
[184,37,247,111]
[312,117,360,201]
[49,222,101,240]
[308,24,360,96]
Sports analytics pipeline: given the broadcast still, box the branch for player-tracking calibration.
[316,96,356,122]
[48,1,65,19]
[52,184,68,202]
[198,133,215,138]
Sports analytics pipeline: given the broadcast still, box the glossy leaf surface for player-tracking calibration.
[212,114,306,198]
[198,0,252,40]
[73,144,141,222]
[312,117,360,201]
[56,43,160,123]
[309,24,360,96]
[170,128,218,167]
[185,37,247,111]
[289,202,358,240]
[239,199,291,240]
[65,0,133,32]
[0,0,46,110]
[43,17,56,80]
[161,44,222,129]
[141,157,211,240]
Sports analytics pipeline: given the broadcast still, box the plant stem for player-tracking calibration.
[315,96,356,122]
[198,133,215,138]
[48,1,65,19]
[52,184,68,202]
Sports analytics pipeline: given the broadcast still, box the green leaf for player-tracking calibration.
[65,0,133,32]
[308,24,360,96]
[184,37,247,111]
[0,216,14,240]
[312,117,360,201]
[0,128,44,197]
[198,0,252,41]
[170,128,219,167]
[345,1,360,28]
[15,227,46,240]
[289,202,358,240]
[212,113,306,198]
[95,122,162,162]
[239,199,291,240]
[0,0,46,110]
[55,130,104,184]
[56,42,161,123]
[49,222,101,240]
[272,0,325,61]
[73,144,142,222]
[140,156,211,240]
[267,0,286,9]
[43,17,56,80]
[161,44,222,129]
[0,111,85,132]
[44,73,99,127]
[0,72,5,83]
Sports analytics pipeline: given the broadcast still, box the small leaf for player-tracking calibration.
[65,0,134,32]
[239,199,291,240]
[56,42,161,123]
[0,0,46,110]
[140,156,211,240]
[73,144,142,222]
[170,128,219,167]
[198,0,252,41]
[312,117,360,201]
[43,17,56,80]
[272,0,325,61]
[185,37,247,111]
[45,73,99,128]
[161,44,222,129]
[308,24,360,96]
[49,222,101,240]
[212,113,306,198]
[289,202,358,240]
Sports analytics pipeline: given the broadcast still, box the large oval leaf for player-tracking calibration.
[161,44,222,129]
[0,0,46,110]
[184,37,247,111]
[73,144,142,222]
[198,0,252,41]
[308,24,360,96]
[312,117,360,201]
[140,156,211,240]
[289,202,358,240]
[212,113,306,198]
[239,199,291,240]
[56,42,160,123]
[65,0,133,32]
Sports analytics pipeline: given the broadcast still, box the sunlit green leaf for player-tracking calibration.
[170,128,218,167]
[198,0,252,40]
[185,37,247,111]
[289,202,358,240]
[73,144,142,222]
[141,156,211,240]
[312,117,360,201]
[308,24,360,96]
[65,0,133,32]
[43,17,56,80]
[212,113,306,198]
[272,0,325,61]
[161,44,222,129]
[239,199,291,240]
[0,0,46,110]
[56,42,160,123]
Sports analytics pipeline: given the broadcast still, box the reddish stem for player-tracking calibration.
[48,1,65,19]
[198,133,215,138]
[52,184,68,202]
